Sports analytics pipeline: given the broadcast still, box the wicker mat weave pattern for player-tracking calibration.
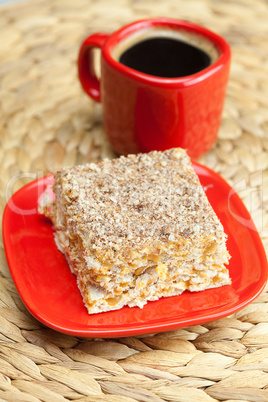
[0,0,268,401]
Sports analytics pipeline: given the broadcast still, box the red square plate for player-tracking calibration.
[2,162,267,337]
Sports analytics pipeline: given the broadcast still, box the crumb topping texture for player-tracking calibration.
[53,148,224,256]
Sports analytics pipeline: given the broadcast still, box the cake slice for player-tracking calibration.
[39,148,231,314]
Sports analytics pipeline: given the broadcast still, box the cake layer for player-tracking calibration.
[46,148,227,265]
[77,263,231,314]
[53,229,230,293]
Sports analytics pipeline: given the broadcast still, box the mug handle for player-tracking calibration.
[78,33,109,102]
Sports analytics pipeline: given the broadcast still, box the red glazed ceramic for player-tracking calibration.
[78,18,231,159]
[3,162,267,337]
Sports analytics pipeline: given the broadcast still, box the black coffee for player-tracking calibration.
[119,37,211,78]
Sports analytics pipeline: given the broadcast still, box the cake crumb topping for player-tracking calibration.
[54,148,223,253]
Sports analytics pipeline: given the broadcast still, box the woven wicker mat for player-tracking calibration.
[0,0,268,401]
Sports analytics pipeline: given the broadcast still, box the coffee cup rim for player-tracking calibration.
[101,17,231,87]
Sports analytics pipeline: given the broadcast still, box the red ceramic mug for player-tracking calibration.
[78,18,231,159]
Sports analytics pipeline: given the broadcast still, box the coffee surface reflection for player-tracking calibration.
[119,37,212,78]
